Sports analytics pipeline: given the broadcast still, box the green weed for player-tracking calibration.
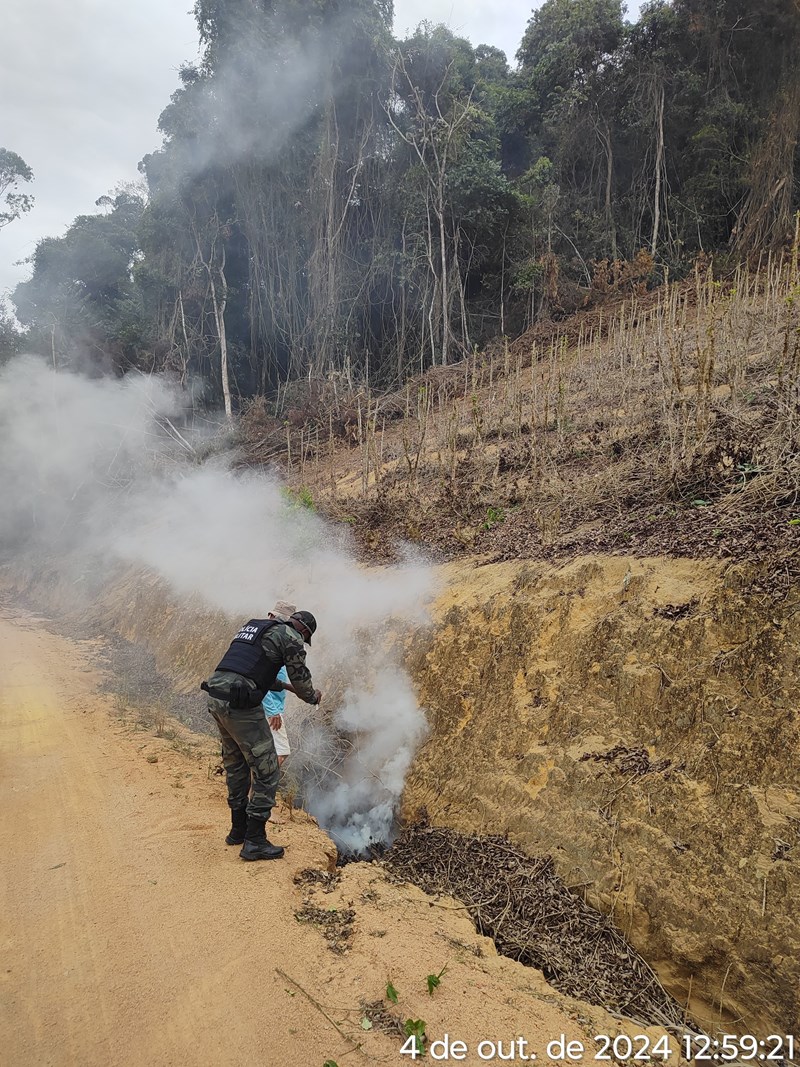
[403,1018,427,1057]
[426,965,447,996]
[483,506,505,530]
[281,484,316,510]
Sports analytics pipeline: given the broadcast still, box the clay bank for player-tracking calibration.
[8,545,799,1040]
[403,553,799,1036]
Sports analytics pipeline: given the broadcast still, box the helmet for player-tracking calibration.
[289,610,317,644]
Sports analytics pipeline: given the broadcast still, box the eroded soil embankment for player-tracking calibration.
[6,550,799,1039]
[401,554,800,1036]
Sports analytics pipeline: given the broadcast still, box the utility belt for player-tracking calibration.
[200,679,265,710]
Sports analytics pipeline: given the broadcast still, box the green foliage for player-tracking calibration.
[385,980,399,1003]
[12,0,800,392]
[281,485,316,511]
[403,1018,427,1056]
[483,506,506,530]
[426,965,447,995]
[446,155,517,251]
[0,147,34,230]
[0,298,23,366]
[11,189,147,370]
[517,0,624,86]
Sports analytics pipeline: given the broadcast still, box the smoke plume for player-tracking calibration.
[0,356,434,853]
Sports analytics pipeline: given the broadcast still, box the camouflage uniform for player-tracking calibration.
[205,622,317,821]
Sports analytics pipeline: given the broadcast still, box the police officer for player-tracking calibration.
[202,609,322,860]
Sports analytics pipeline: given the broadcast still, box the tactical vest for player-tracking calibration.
[215,618,284,693]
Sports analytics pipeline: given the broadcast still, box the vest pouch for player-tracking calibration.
[228,679,264,710]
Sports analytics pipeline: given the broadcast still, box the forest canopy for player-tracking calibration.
[8,0,800,407]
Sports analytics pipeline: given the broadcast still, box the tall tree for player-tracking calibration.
[514,0,626,262]
[12,190,146,370]
[623,2,682,259]
[387,26,478,365]
[0,149,34,231]
[723,0,800,253]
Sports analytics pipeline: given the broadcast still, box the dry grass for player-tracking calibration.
[242,236,800,568]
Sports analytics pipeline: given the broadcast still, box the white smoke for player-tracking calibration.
[305,669,429,854]
[164,5,381,181]
[0,356,434,853]
[173,36,332,177]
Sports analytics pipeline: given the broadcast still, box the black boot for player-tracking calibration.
[225,807,248,845]
[240,816,284,861]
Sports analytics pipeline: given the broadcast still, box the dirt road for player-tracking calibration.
[0,599,606,1067]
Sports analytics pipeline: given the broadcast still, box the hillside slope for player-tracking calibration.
[256,262,800,1033]
[262,258,800,571]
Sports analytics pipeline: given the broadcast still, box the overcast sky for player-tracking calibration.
[1,0,643,299]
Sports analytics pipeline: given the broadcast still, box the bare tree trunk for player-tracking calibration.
[437,179,450,365]
[424,192,439,366]
[651,83,665,258]
[397,219,409,381]
[385,52,473,369]
[194,221,232,420]
[209,245,232,420]
[500,226,507,336]
[456,228,473,352]
[600,119,618,262]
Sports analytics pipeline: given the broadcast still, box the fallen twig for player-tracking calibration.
[276,968,365,1056]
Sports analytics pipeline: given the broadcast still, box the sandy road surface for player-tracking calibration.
[0,599,604,1067]
[0,602,345,1066]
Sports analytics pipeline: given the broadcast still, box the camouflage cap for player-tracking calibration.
[290,610,317,644]
[270,599,296,622]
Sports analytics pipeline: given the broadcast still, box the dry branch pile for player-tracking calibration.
[579,744,673,777]
[386,826,690,1031]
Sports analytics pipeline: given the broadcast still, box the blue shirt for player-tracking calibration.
[262,666,288,717]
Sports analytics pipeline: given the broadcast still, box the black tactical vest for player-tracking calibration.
[215,618,283,692]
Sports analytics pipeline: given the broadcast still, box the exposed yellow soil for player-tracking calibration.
[402,554,800,1035]
[0,598,633,1067]
[6,543,798,1046]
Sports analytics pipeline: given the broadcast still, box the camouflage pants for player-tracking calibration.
[207,699,280,821]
